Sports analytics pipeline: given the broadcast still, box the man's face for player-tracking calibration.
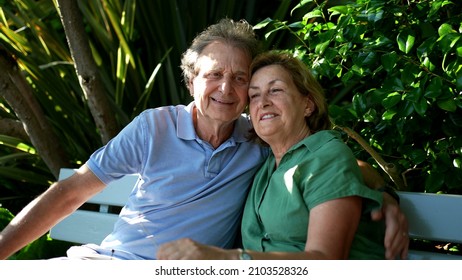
[190,41,251,126]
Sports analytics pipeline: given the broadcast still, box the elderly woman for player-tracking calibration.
[157,51,402,260]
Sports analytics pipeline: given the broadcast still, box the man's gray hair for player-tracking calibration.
[180,18,261,90]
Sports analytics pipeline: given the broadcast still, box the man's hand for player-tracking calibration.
[357,160,409,259]
[371,192,409,260]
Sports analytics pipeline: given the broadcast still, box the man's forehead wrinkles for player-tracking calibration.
[196,52,249,76]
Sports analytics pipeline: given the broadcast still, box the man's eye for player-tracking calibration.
[235,76,248,84]
[207,72,222,79]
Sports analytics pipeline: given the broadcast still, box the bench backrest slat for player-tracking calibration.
[398,191,462,244]
[398,191,462,260]
[50,211,120,245]
[58,168,137,206]
[50,169,138,244]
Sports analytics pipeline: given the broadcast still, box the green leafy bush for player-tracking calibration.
[257,0,462,193]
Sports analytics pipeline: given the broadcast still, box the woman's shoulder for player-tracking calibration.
[307,130,351,153]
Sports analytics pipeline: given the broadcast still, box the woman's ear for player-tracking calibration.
[304,96,315,117]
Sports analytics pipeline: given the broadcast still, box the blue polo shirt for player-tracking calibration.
[86,102,268,259]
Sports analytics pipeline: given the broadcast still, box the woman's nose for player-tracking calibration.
[259,93,271,108]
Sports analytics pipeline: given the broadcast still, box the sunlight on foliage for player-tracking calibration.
[257,0,462,193]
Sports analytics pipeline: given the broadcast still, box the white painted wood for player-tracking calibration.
[398,191,462,260]
[50,211,119,244]
[50,169,137,244]
[58,168,137,206]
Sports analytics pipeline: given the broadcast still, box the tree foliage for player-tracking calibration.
[258,0,462,193]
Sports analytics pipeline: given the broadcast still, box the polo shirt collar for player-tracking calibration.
[177,101,251,143]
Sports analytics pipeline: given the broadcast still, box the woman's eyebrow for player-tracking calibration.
[249,79,281,89]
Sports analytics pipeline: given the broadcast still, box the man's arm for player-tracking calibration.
[0,164,105,259]
[357,159,386,189]
[356,159,409,259]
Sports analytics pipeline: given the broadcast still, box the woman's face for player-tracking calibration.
[248,64,313,145]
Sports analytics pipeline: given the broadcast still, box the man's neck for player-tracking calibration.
[193,107,234,149]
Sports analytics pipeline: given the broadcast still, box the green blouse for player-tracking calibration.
[241,130,386,259]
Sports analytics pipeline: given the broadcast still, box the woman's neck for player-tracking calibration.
[270,127,311,167]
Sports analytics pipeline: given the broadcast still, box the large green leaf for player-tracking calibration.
[397,29,416,54]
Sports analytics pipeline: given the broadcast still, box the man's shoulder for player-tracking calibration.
[135,104,189,120]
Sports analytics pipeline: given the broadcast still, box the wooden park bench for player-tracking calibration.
[50,169,462,259]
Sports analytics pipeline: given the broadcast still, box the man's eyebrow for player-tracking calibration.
[233,70,249,76]
[206,67,224,72]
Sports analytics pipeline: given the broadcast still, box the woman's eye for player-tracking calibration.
[270,88,282,94]
[249,93,259,99]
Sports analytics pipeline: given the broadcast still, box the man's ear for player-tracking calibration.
[188,79,194,96]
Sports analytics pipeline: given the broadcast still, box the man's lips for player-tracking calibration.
[211,97,234,105]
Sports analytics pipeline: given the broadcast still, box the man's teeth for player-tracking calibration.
[212,98,230,104]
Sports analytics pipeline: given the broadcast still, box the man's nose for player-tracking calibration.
[219,76,233,94]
